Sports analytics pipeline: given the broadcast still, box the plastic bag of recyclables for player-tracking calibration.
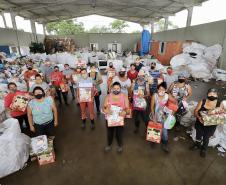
[170,42,222,80]
[212,69,226,82]
[0,118,30,178]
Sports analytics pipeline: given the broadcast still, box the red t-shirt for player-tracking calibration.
[127,70,138,81]
[4,91,28,117]
[24,70,38,81]
[51,71,63,86]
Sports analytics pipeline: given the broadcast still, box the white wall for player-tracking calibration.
[0,27,44,47]
[152,19,226,69]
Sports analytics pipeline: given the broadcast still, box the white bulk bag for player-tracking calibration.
[0,118,30,178]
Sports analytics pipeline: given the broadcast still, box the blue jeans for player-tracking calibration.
[161,122,168,143]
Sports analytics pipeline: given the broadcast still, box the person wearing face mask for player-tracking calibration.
[72,67,82,105]
[63,64,75,100]
[77,68,96,130]
[168,73,192,130]
[41,60,54,83]
[135,57,144,72]
[127,63,138,82]
[27,86,58,137]
[149,62,164,96]
[132,70,150,133]
[190,88,219,158]
[4,82,30,135]
[151,82,171,153]
[164,66,177,89]
[29,74,50,95]
[105,62,116,93]
[51,66,64,105]
[88,63,103,114]
[112,67,131,96]
[24,61,38,90]
[103,82,129,153]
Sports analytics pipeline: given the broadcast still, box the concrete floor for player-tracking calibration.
[1,79,226,185]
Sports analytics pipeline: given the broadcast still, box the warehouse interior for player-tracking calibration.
[0,0,226,185]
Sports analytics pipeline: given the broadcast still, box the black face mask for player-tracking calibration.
[207,96,218,101]
[178,79,185,83]
[35,94,44,99]
[119,72,125,77]
[109,65,113,68]
[112,90,120,95]
[151,66,155,70]
[27,67,32,70]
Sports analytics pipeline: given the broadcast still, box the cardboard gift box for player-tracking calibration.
[78,82,93,102]
[146,121,163,143]
[37,139,55,165]
[125,103,133,118]
[200,110,226,126]
[107,105,124,127]
[10,95,29,112]
[133,96,147,110]
[79,88,92,102]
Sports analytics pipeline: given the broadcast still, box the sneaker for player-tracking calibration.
[200,150,206,158]
[161,144,170,153]
[117,146,123,153]
[104,145,112,152]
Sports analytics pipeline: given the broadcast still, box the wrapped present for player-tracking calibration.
[79,88,92,102]
[78,82,93,102]
[125,103,133,118]
[200,110,226,126]
[30,135,48,155]
[133,96,147,110]
[146,121,162,143]
[37,139,55,166]
[107,105,124,127]
[60,83,69,92]
[10,95,29,112]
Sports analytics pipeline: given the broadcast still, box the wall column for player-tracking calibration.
[10,12,21,55]
[150,22,154,33]
[1,13,7,28]
[31,20,38,42]
[42,23,46,36]
[186,7,193,27]
[164,17,169,31]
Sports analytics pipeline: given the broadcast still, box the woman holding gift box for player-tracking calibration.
[151,82,170,153]
[77,68,96,130]
[102,82,129,153]
[190,88,219,158]
[27,86,58,137]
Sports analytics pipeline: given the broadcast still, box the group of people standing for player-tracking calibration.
[4,57,225,158]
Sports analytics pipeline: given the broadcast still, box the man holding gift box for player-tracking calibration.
[4,82,30,135]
